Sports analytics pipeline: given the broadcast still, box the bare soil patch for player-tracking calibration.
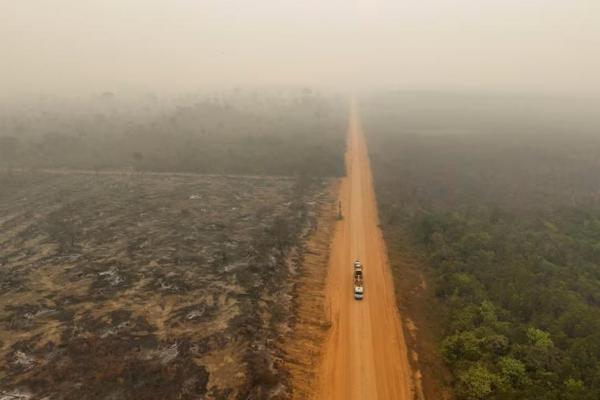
[279,182,338,400]
[0,171,331,400]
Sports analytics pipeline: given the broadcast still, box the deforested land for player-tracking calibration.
[0,92,346,400]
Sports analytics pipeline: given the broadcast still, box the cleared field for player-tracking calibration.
[0,171,333,400]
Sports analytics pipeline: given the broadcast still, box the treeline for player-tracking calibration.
[363,92,600,399]
[0,91,346,177]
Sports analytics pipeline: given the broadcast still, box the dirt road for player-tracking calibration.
[317,102,413,399]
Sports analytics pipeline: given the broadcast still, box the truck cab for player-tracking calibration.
[354,284,364,300]
[353,265,364,300]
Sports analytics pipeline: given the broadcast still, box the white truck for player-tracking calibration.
[353,259,364,300]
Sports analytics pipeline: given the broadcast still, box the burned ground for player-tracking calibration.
[0,171,332,399]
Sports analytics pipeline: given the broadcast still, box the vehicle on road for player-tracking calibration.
[353,259,364,300]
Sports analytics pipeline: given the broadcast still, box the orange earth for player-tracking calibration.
[317,101,414,400]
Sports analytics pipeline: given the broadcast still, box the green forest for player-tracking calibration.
[0,91,346,177]
[364,92,600,399]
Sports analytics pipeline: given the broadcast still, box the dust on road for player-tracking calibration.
[317,101,414,400]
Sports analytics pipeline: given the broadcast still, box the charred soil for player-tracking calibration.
[0,171,332,400]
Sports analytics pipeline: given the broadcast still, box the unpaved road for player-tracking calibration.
[317,102,413,399]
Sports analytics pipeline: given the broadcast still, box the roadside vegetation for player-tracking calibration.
[364,92,600,400]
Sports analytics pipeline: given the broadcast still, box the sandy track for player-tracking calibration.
[317,101,413,400]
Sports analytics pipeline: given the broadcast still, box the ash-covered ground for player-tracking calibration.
[0,171,331,400]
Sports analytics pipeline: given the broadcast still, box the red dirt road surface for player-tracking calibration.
[317,102,414,400]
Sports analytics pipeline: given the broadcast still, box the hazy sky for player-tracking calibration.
[2,0,599,96]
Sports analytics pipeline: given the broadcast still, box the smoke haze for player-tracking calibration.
[2,0,600,96]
